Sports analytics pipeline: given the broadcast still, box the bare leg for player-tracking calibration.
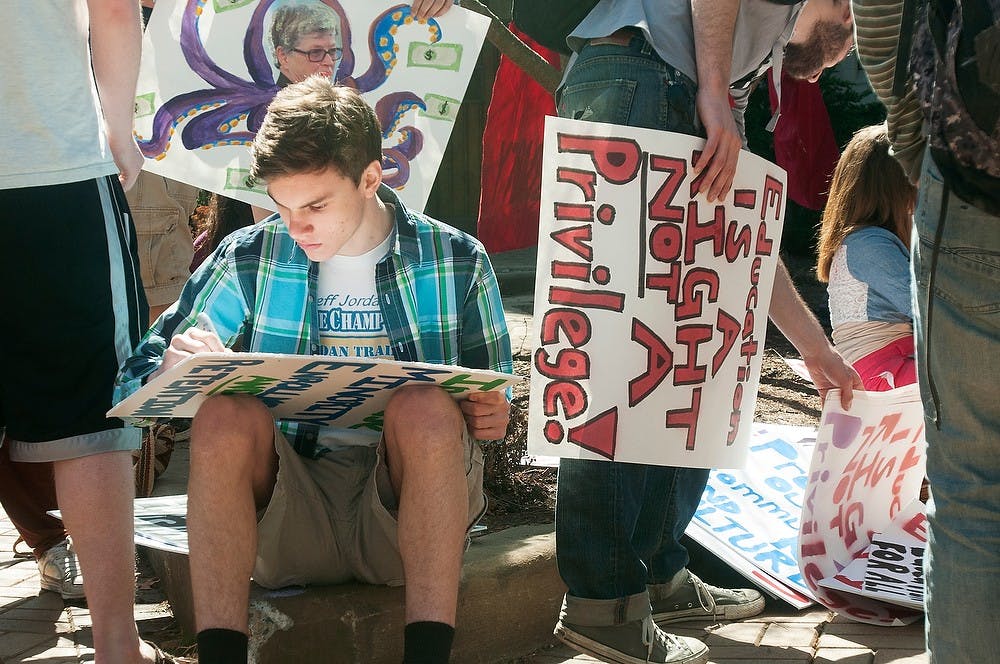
[187,395,278,633]
[54,450,157,664]
[382,386,468,626]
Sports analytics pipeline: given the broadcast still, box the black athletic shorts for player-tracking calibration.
[0,175,148,461]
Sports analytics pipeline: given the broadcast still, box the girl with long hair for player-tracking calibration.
[816,124,918,391]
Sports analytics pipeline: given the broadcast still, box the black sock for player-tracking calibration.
[197,628,248,664]
[403,621,455,663]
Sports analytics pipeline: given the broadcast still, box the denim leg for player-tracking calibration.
[557,459,710,600]
[554,37,708,609]
[912,152,1000,663]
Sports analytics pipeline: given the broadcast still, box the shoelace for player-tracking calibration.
[687,572,718,615]
[641,614,688,662]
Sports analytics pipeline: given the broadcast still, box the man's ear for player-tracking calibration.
[839,0,853,25]
[361,159,382,198]
[275,46,289,70]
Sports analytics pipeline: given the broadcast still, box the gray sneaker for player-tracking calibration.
[651,570,764,624]
[554,614,709,664]
[37,539,85,600]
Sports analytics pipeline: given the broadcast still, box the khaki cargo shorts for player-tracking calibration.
[252,428,486,589]
[125,172,197,306]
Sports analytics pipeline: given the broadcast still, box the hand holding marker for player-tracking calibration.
[195,312,218,336]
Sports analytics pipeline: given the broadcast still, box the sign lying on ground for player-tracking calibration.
[527,116,787,469]
[798,384,926,626]
[50,495,191,556]
[136,0,488,211]
[817,502,926,611]
[686,422,817,609]
[109,353,519,428]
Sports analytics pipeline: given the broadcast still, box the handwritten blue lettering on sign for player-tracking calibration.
[689,429,813,594]
[138,358,267,416]
[114,354,519,427]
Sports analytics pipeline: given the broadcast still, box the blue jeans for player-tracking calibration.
[912,151,1000,662]
[554,33,711,618]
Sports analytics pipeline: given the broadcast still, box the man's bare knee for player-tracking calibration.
[385,385,462,431]
[190,395,273,462]
[385,385,461,422]
[384,386,464,460]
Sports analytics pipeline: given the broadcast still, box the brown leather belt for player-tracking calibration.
[588,26,643,47]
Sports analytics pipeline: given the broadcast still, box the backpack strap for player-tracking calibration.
[894,0,920,97]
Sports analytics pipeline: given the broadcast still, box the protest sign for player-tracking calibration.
[109,353,520,428]
[527,116,787,468]
[136,0,488,211]
[51,496,191,555]
[687,423,817,608]
[817,502,926,612]
[798,384,926,625]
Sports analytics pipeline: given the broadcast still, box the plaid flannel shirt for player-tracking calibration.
[115,185,512,457]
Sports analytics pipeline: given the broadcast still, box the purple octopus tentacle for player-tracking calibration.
[355,5,441,92]
[136,89,230,158]
[320,0,356,81]
[180,0,252,89]
[180,99,262,150]
[391,126,424,158]
[246,103,271,134]
[381,148,410,189]
[375,92,425,139]
[245,0,280,87]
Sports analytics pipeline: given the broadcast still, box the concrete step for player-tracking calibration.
[144,523,563,663]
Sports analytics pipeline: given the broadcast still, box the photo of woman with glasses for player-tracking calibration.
[268,0,343,85]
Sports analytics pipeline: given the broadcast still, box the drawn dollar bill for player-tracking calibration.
[134,92,156,119]
[224,168,266,194]
[407,42,463,71]
[419,94,460,122]
[213,0,255,12]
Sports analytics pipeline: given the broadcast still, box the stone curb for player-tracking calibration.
[145,523,563,663]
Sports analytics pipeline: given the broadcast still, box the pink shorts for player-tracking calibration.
[852,336,917,392]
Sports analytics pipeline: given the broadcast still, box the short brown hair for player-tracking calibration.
[269,1,339,61]
[250,76,382,185]
[815,124,917,282]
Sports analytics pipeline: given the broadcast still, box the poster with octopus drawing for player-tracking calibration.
[135,0,489,211]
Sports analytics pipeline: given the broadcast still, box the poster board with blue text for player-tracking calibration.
[109,353,519,429]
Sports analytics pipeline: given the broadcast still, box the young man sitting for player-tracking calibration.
[115,77,513,664]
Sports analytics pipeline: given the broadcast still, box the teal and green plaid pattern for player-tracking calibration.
[115,185,512,456]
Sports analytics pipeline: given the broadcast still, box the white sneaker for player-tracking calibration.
[37,539,85,600]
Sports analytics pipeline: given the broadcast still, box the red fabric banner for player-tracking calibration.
[768,70,840,211]
[477,28,559,253]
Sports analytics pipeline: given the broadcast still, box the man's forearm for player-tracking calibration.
[692,0,738,98]
[87,0,142,145]
[768,259,828,358]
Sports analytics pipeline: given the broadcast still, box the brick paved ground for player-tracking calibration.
[0,251,930,662]
[0,499,928,664]
[0,511,184,663]
[514,608,928,663]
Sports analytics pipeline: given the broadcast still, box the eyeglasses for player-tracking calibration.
[291,47,342,63]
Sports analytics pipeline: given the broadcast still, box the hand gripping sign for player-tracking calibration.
[527,116,786,469]
[798,384,927,626]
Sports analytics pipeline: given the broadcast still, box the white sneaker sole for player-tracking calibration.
[653,594,766,624]
[39,576,86,601]
[554,624,709,664]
